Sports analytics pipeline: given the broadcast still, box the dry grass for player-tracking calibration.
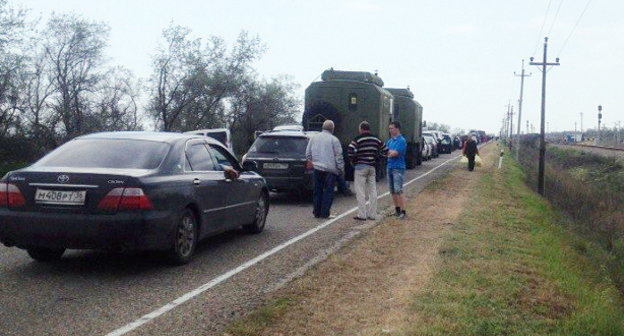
[225,147,490,336]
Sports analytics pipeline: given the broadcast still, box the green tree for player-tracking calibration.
[0,0,27,137]
[150,24,265,131]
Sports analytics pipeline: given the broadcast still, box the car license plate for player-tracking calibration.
[263,162,288,169]
[34,188,86,205]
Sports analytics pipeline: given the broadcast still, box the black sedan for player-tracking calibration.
[0,132,269,264]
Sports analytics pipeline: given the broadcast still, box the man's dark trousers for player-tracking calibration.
[467,154,476,171]
[313,169,337,218]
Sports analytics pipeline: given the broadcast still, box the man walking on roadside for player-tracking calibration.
[306,120,345,219]
[387,121,407,219]
[462,134,479,171]
[348,121,388,221]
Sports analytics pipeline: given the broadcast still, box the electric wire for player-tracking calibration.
[546,0,565,37]
[557,0,593,57]
[532,0,553,58]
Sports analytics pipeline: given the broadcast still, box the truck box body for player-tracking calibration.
[303,69,393,180]
[386,88,423,168]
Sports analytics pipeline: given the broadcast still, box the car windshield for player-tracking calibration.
[34,138,170,169]
[249,136,308,155]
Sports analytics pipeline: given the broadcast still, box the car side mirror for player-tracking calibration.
[242,160,258,172]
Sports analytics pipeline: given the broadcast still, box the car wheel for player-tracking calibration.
[27,247,65,262]
[243,193,268,234]
[167,208,197,265]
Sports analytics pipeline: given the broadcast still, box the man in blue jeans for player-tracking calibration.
[386,121,407,219]
[305,120,345,218]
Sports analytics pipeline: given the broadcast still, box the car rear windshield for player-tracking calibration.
[35,138,170,169]
[205,131,227,144]
[248,136,308,155]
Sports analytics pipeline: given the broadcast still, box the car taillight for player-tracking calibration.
[119,188,153,210]
[0,182,26,207]
[98,187,153,211]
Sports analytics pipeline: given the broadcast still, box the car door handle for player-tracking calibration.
[193,178,201,185]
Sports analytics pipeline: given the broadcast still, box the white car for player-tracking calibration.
[421,139,431,161]
[184,128,233,153]
[272,124,304,132]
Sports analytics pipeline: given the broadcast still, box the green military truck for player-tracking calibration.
[302,69,394,180]
[385,88,423,168]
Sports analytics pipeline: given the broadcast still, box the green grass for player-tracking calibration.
[226,297,294,336]
[408,153,624,335]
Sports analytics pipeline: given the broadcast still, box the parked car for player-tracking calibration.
[438,134,454,154]
[453,135,462,149]
[423,135,438,158]
[184,128,233,153]
[243,131,316,194]
[272,124,304,132]
[0,132,269,264]
[421,137,431,161]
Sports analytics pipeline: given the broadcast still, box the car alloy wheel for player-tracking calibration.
[168,208,197,265]
[243,193,268,234]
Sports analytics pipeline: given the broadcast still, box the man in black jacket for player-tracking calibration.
[462,134,479,171]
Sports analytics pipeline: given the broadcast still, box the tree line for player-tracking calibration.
[0,1,300,164]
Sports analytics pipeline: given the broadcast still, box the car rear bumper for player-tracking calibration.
[264,173,313,191]
[0,209,176,251]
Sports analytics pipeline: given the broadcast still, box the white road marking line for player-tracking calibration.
[105,155,461,336]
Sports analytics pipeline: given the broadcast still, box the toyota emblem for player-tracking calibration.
[57,175,70,183]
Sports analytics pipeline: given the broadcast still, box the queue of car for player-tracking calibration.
[0,126,465,265]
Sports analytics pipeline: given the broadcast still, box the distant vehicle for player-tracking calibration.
[184,128,233,152]
[386,87,423,169]
[303,69,393,181]
[423,132,441,150]
[423,135,439,158]
[243,131,316,194]
[421,137,432,160]
[438,134,453,154]
[469,130,488,144]
[273,124,304,132]
[0,132,268,264]
[453,135,461,149]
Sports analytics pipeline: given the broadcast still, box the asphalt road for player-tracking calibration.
[0,151,464,336]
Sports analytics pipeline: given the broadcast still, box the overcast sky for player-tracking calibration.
[13,0,623,134]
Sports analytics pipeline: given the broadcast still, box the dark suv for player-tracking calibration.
[243,131,316,194]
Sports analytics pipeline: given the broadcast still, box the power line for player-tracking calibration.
[546,0,565,37]
[532,0,553,57]
[557,0,593,56]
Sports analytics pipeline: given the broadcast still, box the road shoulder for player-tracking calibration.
[224,147,489,335]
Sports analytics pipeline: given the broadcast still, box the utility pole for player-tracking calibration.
[526,120,529,134]
[509,105,514,150]
[514,60,531,160]
[509,105,514,138]
[580,112,583,133]
[597,105,603,145]
[530,37,560,196]
[575,121,577,142]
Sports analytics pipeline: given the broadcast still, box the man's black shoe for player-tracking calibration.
[353,216,367,221]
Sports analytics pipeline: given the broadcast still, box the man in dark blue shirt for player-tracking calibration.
[386,121,407,219]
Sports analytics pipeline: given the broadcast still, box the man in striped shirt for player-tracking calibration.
[347,121,388,220]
